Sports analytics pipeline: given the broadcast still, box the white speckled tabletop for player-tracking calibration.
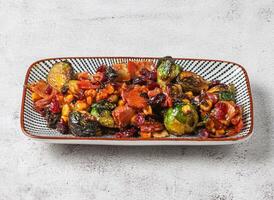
[1,0,274,199]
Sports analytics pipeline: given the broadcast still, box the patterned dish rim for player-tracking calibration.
[20,56,254,144]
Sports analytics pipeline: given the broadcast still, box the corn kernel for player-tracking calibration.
[75,101,88,111]
[182,98,190,104]
[200,100,213,112]
[216,129,225,135]
[84,89,96,97]
[61,116,69,123]
[140,132,152,139]
[185,91,193,98]
[62,104,71,117]
[86,96,93,105]
[31,93,42,102]
[143,106,152,115]
[118,100,125,106]
[64,94,74,104]
[182,105,192,114]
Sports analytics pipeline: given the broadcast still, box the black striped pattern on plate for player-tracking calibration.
[22,57,252,139]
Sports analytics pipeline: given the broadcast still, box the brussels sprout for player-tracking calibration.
[68,111,101,137]
[47,61,74,92]
[157,56,180,86]
[208,83,236,102]
[177,71,209,94]
[90,100,116,128]
[44,108,61,129]
[164,103,198,135]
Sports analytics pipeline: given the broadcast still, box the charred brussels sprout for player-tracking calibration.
[208,83,236,102]
[45,108,61,129]
[68,111,102,137]
[177,71,209,94]
[164,103,198,136]
[47,61,74,92]
[157,56,180,86]
[90,100,116,128]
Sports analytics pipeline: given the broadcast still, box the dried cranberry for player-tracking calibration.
[148,93,166,106]
[206,93,218,104]
[115,127,138,138]
[61,85,69,95]
[140,93,149,99]
[50,97,61,113]
[209,80,221,88]
[214,102,228,120]
[147,82,159,90]
[140,68,157,81]
[96,65,106,73]
[134,114,145,126]
[56,119,69,134]
[132,77,146,85]
[45,85,52,95]
[75,89,85,100]
[198,129,209,138]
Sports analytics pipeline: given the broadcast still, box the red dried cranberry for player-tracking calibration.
[45,85,52,95]
[75,89,85,100]
[209,80,221,88]
[56,119,69,134]
[140,68,157,81]
[115,127,138,138]
[132,77,146,85]
[134,114,145,126]
[147,82,159,90]
[148,93,166,106]
[96,65,107,73]
[198,129,209,138]
[214,102,228,120]
[50,97,61,113]
[206,93,218,104]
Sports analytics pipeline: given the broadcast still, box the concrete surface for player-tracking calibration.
[0,0,274,199]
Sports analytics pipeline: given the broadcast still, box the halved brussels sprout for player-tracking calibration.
[47,61,74,92]
[177,71,209,94]
[208,83,236,102]
[157,56,180,86]
[90,100,116,128]
[68,111,101,137]
[164,103,198,135]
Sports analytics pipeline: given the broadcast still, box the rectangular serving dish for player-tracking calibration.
[20,57,253,145]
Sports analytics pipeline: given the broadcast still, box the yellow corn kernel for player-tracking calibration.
[61,116,69,123]
[153,130,169,138]
[200,100,213,112]
[140,132,152,139]
[31,93,42,102]
[185,91,193,98]
[143,106,152,115]
[86,96,93,105]
[64,94,74,104]
[62,104,71,117]
[108,94,119,103]
[182,98,190,104]
[68,80,79,94]
[75,101,88,111]
[216,129,225,135]
[118,100,125,106]
[182,104,192,114]
[84,89,96,97]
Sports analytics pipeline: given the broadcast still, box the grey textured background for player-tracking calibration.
[1,0,274,199]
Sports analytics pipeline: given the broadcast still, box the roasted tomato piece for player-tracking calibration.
[112,104,136,128]
[123,86,148,109]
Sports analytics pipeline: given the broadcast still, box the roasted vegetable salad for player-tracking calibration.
[27,57,243,138]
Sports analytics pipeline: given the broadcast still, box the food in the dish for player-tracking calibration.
[27,57,243,138]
